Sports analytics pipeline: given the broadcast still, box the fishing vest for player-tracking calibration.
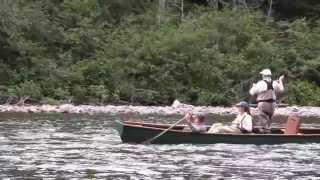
[257,80,276,103]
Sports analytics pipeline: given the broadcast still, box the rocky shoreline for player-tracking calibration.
[0,101,319,118]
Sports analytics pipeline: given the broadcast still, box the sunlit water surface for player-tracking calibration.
[0,113,319,179]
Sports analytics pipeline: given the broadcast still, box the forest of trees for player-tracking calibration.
[0,0,319,106]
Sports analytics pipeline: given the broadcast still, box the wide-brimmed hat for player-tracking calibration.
[260,69,272,76]
[235,101,249,108]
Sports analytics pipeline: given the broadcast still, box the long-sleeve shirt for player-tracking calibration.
[231,112,253,132]
[250,79,284,96]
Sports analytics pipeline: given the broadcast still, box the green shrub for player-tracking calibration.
[88,85,110,104]
[40,97,61,105]
[53,87,70,100]
[287,81,320,106]
[71,85,88,104]
[8,81,42,100]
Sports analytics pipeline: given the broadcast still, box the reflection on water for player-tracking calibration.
[0,113,319,179]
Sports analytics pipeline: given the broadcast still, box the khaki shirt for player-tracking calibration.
[231,112,253,132]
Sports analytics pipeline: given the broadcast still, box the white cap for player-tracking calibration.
[260,69,272,76]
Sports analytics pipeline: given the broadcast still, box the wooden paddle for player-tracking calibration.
[142,116,186,144]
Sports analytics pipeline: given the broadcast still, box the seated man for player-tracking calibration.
[208,101,253,134]
[183,112,207,133]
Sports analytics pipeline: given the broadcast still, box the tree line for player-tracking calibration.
[0,0,319,106]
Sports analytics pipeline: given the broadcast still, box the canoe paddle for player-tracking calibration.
[142,117,186,144]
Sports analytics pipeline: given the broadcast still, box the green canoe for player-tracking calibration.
[114,120,320,145]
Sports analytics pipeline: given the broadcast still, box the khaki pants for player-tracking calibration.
[256,102,275,129]
[208,123,242,134]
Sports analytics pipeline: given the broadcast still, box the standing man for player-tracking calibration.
[249,69,285,133]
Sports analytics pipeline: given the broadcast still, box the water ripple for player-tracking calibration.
[0,113,319,179]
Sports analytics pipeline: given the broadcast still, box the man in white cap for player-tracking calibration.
[249,69,285,133]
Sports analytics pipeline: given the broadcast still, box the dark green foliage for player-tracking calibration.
[0,0,319,106]
[287,81,320,106]
[8,80,42,100]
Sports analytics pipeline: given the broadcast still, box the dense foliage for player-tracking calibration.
[0,0,320,106]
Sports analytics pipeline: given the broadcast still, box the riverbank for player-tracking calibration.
[0,101,319,118]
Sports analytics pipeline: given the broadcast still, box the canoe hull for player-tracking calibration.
[114,120,320,145]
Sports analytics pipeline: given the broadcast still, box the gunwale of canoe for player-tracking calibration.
[115,120,320,144]
[120,120,320,136]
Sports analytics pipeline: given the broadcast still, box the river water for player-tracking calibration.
[0,113,319,179]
